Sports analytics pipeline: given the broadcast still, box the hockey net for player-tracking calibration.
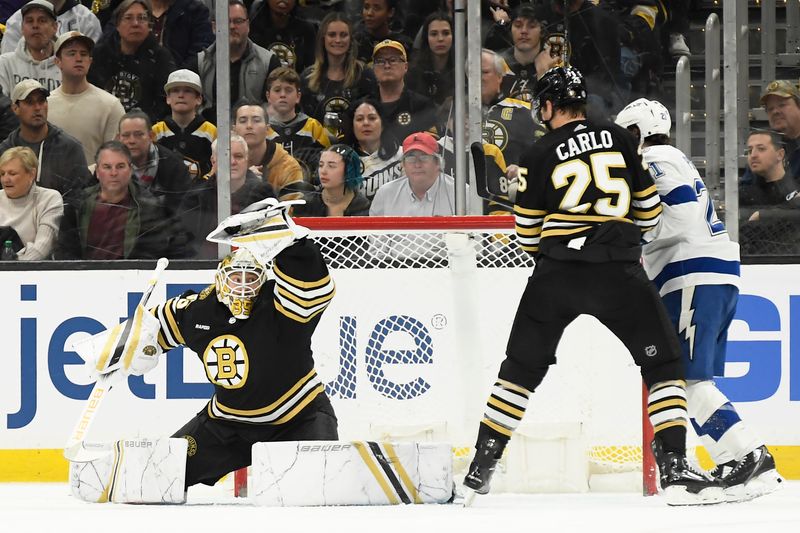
[234,216,656,496]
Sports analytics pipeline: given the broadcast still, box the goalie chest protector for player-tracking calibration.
[153,239,334,425]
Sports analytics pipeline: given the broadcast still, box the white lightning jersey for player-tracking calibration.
[641,144,740,295]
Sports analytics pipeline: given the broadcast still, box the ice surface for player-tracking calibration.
[2,481,798,533]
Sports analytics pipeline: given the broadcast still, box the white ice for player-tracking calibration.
[2,481,799,533]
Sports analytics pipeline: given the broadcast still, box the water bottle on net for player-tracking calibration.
[1,240,17,261]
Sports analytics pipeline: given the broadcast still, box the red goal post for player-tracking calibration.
[232,215,657,496]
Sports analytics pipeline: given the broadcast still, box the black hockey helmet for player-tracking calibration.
[532,65,587,122]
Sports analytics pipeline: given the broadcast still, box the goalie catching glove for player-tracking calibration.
[206,198,310,265]
[72,305,163,384]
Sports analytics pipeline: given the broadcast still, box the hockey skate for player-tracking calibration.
[462,437,504,506]
[652,438,725,506]
[711,446,783,503]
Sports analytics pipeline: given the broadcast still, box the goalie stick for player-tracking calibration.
[64,257,170,462]
[470,142,514,209]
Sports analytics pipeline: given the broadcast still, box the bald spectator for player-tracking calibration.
[48,31,126,164]
[1,0,101,55]
[187,0,281,123]
[0,79,91,200]
[0,0,62,96]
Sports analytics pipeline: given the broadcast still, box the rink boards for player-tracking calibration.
[0,264,799,481]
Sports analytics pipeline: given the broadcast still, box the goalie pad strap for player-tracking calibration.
[70,437,187,504]
[250,441,453,506]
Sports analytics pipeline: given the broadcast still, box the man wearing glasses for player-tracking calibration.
[369,131,455,216]
[189,0,281,123]
[373,39,439,147]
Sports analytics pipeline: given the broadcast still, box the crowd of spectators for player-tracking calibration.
[0,0,779,263]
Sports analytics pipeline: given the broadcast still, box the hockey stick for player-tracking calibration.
[470,142,514,209]
[64,257,170,462]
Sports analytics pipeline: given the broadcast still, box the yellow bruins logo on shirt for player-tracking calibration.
[203,334,249,389]
[397,112,411,126]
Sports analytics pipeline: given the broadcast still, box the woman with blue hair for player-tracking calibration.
[294,144,371,217]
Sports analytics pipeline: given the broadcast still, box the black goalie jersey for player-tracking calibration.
[151,239,335,425]
[514,120,662,263]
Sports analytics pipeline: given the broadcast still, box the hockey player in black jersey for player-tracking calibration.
[463,66,723,506]
[151,201,338,489]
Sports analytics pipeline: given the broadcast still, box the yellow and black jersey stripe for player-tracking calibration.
[273,264,335,323]
[153,296,191,351]
[514,204,546,253]
[631,183,663,234]
[208,368,324,424]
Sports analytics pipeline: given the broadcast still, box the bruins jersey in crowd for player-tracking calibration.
[153,116,217,180]
[267,113,332,182]
[150,239,335,425]
[515,120,661,262]
[482,96,543,168]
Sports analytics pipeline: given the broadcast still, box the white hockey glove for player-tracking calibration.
[207,198,310,264]
[73,306,163,384]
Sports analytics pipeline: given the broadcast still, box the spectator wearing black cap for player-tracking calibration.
[48,31,126,165]
[1,0,102,55]
[0,0,62,96]
[0,78,92,200]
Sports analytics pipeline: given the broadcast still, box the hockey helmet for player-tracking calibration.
[615,98,672,147]
[215,248,267,319]
[531,65,587,124]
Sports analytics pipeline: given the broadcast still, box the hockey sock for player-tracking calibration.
[477,379,531,447]
[686,380,763,464]
[648,380,688,453]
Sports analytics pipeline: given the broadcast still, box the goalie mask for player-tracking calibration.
[215,248,267,319]
[615,98,672,149]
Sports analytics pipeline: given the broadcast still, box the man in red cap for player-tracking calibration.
[369,131,455,216]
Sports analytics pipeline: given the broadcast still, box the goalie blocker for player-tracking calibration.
[251,441,453,506]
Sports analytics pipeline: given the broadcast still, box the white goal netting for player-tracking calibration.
[274,216,653,494]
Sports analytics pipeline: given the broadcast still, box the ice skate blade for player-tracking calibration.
[461,487,478,508]
[663,485,725,506]
[724,469,784,503]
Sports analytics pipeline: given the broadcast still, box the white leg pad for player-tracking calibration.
[685,380,729,424]
[70,437,187,504]
[250,441,453,506]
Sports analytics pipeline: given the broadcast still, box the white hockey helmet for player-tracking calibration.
[215,248,267,319]
[614,98,672,146]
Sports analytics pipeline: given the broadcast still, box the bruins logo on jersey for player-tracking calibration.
[397,112,411,126]
[269,42,297,68]
[482,120,508,151]
[203,335,249,389]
